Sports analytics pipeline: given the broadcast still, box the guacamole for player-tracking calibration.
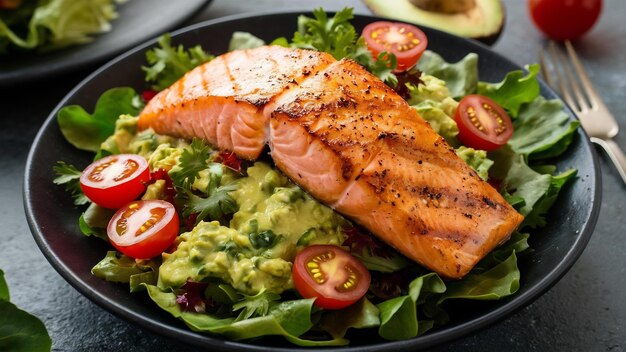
[158,162,348,295]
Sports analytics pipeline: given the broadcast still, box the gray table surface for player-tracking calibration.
[1,0,625,351]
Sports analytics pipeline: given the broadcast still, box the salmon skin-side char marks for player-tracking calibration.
[138,45,524,279]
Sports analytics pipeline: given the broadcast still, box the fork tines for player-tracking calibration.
[539,40,598,114]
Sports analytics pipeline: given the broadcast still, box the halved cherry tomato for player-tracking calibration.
[362,21,428,71]
[80,154,150,209]
[454,95,513,151]
[107,200,179,259]
[292,245,370,310]
[528,0,602,41]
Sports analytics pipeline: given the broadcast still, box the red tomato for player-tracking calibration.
[454,95,513,151]
[362,21,428,71]
[80,154,150,209]
[107,200,179,259]
[292,245,370,310]
[528,0,602,41]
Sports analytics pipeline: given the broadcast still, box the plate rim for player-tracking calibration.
[23,10,603,351]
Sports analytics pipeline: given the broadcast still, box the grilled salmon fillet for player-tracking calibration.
[138,45,524,279]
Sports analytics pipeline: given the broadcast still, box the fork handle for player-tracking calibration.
[591,137,626,185]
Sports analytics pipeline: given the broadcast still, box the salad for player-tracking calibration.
[53,8,579,346]
[0,0,123,54]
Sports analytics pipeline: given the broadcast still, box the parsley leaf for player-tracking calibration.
[178,183,238,226]
[292,7,397,85]
[232,289,281,321]
[170,138,211,188]
[143,33,214,91]
[53,161,89,205]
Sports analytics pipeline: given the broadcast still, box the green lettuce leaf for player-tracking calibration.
[477,64,540,117]
[318,298,380,342]
[228,31,265,51]
[57,87,140,152]
[508,96,580,160]
[491,147,577,228]
[0,270,51,352]
[0,0,120,53]
[144,284,345,346]
[440,251,520,302]
[376,273,446,340]
[415,50,478,99]
[91,251,157,291]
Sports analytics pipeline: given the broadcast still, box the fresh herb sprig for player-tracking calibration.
[143,33,214,91]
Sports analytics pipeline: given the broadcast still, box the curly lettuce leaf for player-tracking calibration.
[0,269,51,352]
[415,50,478,99]
[477,64,540,117]
[292,7,397,85]
[0,0,121,53]
[143,33,214,91]
[508,96,580,160]
[57,87,141,152]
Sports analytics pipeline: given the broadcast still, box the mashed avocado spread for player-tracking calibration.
[158,163,347,295]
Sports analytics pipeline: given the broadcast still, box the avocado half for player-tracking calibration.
[362,0,505,45]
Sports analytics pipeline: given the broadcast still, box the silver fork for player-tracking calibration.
[539,40,626,185]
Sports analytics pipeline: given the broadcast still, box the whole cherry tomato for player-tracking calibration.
[528,0,602,41]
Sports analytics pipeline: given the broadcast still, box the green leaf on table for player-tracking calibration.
[416,50,479,99]
[477,64,540,117]
[0,301,52,352]
[0,269,51,352]
[0,269,8,301]
[57,87,140,152]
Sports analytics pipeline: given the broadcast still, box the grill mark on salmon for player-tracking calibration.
[138,46,524,279]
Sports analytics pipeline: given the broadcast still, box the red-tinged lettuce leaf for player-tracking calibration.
[176,280,212,313]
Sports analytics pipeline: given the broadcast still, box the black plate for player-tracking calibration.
[23,12,601,351]
[0,0,211,86]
